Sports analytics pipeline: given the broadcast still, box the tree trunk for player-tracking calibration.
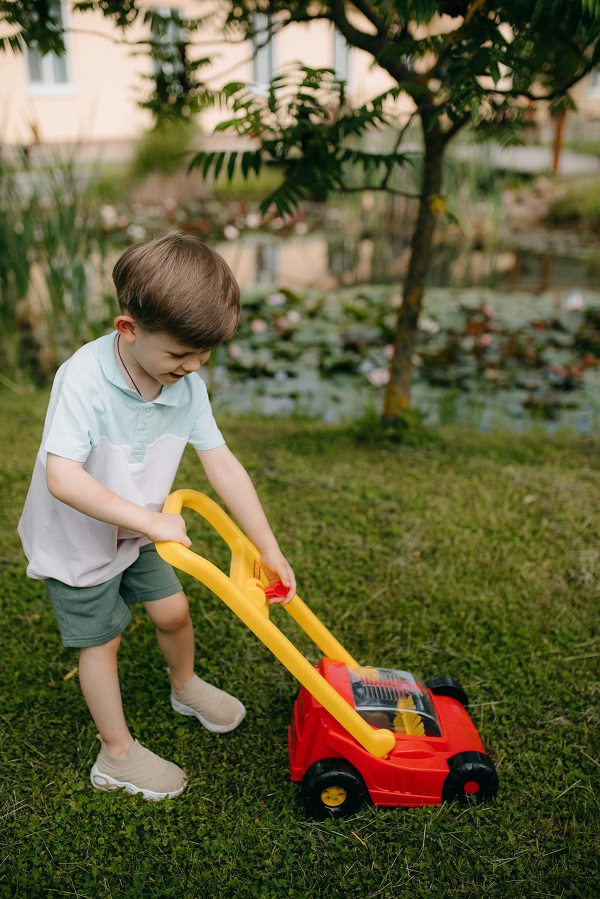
[382,125,446,422]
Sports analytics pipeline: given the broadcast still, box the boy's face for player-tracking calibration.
[116,317,211,389]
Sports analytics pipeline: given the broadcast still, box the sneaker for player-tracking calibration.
[171,674,246,733]
[90,737,187,800]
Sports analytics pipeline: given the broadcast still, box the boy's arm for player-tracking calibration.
[46,454,191,546]
[196,445,296,604]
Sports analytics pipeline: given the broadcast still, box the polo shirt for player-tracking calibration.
[18,332,225,588]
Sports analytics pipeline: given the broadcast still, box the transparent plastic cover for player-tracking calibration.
[348,666,441,737]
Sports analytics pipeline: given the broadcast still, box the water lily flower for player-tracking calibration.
[251,319,268,334]
[267,292,287,307]
[565,292,584,312]
[367,367,390,387]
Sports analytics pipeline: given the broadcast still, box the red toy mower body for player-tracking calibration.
[289,660,498,818]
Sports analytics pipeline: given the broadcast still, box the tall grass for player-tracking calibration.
[0,146,117,383]
[0,149,37,384]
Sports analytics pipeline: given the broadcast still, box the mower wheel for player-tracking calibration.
[425,676,469,708]
[442,751,499,805]
[301,759,368,819]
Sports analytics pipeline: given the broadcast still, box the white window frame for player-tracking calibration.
[150,5,186,80]
[589,67,600,96]
[333,27,350,85]
[26,0,75,96]
[252,12,275,94]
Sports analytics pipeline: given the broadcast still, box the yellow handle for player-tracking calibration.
[156,490,395,759]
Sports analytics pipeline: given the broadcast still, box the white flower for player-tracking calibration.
[245,212,262,229]
[99,205,118,228]
[250,319,268,334]
[267,292,287,307]
[419,315,440,334]
[565,292,585,312]
[367,367,390,387]
[127,224,146,241]
[223,225,240,240]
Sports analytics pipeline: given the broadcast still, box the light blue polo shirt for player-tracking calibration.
[18,332,225,587]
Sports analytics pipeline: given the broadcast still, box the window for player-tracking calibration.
[150,6,186,85]
[26,1,73,92]
[589,67,600,95]
[333,28,350,84]
[252,12,274,93]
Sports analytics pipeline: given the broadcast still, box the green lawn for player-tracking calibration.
[1,390,598,898]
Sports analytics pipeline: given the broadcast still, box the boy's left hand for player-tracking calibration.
[260,549,296,605]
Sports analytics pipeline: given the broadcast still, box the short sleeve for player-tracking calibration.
[42,372,97,463]
[187,378,226,451]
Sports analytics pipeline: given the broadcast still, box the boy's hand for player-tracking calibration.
[146,512,192,548]
[260,548,296,605]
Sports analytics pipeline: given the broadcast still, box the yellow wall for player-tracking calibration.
[0,2,403,149]
[1,3,596,150]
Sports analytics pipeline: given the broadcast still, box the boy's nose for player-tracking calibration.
[181,357,201,373]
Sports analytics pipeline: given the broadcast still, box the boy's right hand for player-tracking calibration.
[146,512,192,547]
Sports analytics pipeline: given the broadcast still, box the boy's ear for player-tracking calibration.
[114,315,138,343]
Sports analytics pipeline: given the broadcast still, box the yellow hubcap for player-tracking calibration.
[321,786,347,808]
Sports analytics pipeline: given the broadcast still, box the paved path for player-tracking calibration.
[452,143,600,176]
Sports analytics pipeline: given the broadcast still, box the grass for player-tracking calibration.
[1,390,598,898]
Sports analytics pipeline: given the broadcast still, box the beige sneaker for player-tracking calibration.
[90,737,187,800]
[171,674,246,733]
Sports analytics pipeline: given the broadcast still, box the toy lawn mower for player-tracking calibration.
[157,490,498,819]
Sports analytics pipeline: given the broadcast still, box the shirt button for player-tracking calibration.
[138,443,144,450]
[145,408,152,414]
[140,424,147,432]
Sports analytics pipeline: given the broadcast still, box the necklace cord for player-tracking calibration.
[116,334,143,397]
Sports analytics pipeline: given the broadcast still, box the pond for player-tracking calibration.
[211,230,600,435]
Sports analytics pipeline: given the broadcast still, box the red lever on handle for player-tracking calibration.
[264,582,288,598]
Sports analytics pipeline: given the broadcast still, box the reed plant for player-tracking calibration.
[0,145,117,385]
[0,147,37,385]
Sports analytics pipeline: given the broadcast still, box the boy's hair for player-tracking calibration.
[112,231,240,349]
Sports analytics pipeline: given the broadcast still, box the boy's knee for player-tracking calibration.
[147,592,191,632]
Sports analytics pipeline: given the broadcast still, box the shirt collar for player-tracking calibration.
[97,332,184,406]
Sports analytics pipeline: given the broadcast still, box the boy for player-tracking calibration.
[18,232,296,801]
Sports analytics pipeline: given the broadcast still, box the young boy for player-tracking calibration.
[18,232,296,801]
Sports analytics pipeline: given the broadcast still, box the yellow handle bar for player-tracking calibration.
[156,490,395,759]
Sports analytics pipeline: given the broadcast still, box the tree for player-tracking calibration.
[190,1,600,423]
[2,1,600,422]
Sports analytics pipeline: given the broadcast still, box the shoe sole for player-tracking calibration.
[171,696,246,733]
[90,763,187,801]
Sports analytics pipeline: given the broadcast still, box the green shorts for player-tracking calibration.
[44,544,183,648]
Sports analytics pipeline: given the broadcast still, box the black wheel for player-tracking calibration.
[442,751,499,805]
[301,759,368,819]
[426,676,469,708]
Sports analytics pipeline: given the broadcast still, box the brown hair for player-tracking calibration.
[112,231,240,349]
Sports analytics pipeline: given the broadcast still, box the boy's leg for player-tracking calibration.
[78,634,133,757]
[142,590,195,690]
[44,575,187,799]
[80,633,187,800]
[143,591,246,733]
